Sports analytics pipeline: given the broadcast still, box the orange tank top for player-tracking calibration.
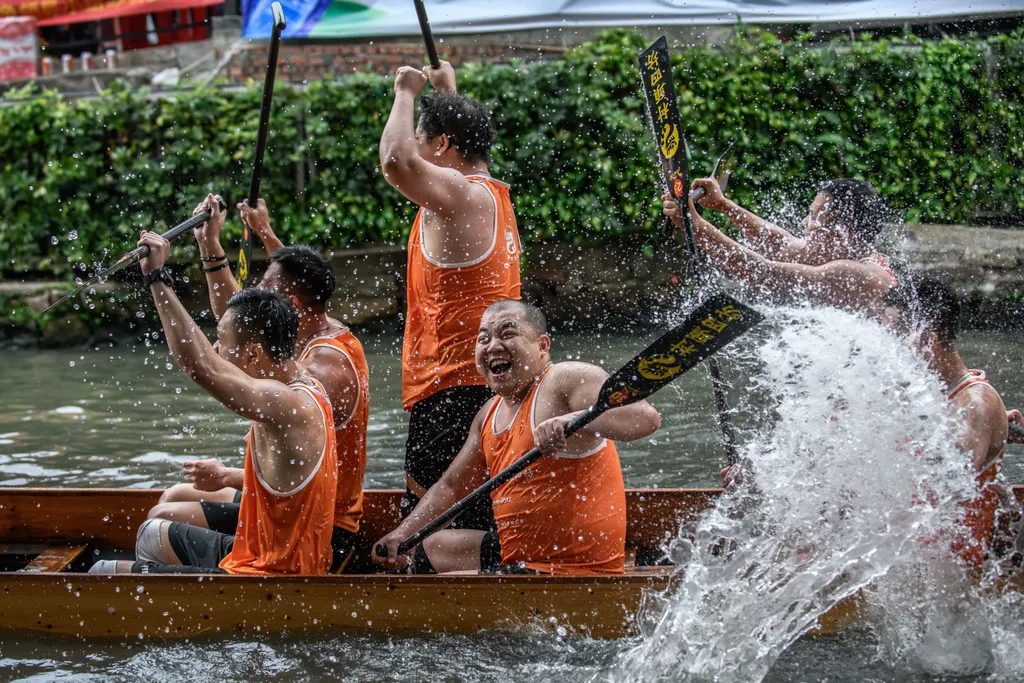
[479,367,626,575]
[219,377,338,575]
[947,369,1005,569]
[402,174,522,409]
[860,252,897,288]
[298,328,369,534]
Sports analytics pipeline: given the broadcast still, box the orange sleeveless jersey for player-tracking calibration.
[298,329,369,534]
[479,368,626,575]
[402,175,522,409]
[947,369,1005,569]
[219,377,338,575]
[860,252,897,287]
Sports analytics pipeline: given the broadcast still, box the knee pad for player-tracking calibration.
[136,518,171,564]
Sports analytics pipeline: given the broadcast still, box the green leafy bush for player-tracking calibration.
[1,27,1021,279]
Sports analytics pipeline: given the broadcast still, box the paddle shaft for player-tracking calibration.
[639,39,739,466]
[391,406,601,555]
[413,0,441,69]
[237,3,286,288]
[43,209,215,313]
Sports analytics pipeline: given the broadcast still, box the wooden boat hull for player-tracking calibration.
[0,487,1017,640]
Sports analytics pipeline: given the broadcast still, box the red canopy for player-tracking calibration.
[0,0,222,27]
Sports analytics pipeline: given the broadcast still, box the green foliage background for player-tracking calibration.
[1,28,1022,280]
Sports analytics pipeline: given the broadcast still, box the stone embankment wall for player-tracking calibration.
[2,224,1023,348]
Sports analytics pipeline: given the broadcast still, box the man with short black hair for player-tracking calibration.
[148,196,369,573]
[888,276,1009,570]
[663,178,897,315]
[380,61,522,530]
[90,232,337,574]
[373,299,661,575]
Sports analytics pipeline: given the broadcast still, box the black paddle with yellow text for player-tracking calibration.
[378,292,763,558]
[44,198,228,313]
[237,2,286,288]
[639,36,741,467]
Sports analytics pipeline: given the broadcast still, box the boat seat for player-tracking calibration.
[16,545,88,573]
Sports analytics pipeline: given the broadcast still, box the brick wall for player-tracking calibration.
[221,41,564,83]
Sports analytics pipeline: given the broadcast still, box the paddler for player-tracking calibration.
[663,178,897,315]
[373,300,661,575]
[90,232,337,574]
[147,196,369,573]
[380,60,522,530]
[890,277,1009,570]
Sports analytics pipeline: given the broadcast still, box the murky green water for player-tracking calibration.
[0,329,1022,681]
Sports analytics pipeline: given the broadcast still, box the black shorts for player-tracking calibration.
[132,521,232,574]
[200,489,242,535]
[478,531,540,575]
[403,385,496,531]
[330,527,357,574]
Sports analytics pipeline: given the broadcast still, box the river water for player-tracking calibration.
[1,327,1023,681]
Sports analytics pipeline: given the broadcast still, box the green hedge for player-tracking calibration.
[1,27,1022,279]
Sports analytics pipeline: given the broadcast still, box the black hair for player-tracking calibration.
[267,245,335,310]
[418,91,496,164]
[817,179,886,246]
[485,299,548,337]
[884,274,960,346]
[225,288,299,363]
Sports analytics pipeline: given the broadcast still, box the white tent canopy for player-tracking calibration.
[242,0,1022,39]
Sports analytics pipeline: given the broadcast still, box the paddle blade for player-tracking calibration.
[271,1,286,29]
[597,293,762,410]
[714,143,736,194]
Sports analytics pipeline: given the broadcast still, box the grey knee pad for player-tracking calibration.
[136,518,171,564]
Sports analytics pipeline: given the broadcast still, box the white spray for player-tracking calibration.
[611,305,984,682]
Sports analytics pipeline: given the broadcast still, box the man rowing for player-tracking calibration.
[90,232,337,574]
[663,178,896,316]
[890,277,1009,570]
[380,60,522,530]
[148,196,369,572]
[373,300,661,575]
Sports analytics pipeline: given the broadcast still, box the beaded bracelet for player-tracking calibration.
[200,254,227,262]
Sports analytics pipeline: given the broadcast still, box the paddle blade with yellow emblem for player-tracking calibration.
[597,293,763,412]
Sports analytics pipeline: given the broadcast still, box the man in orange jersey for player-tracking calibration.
[146,196,369,573]
[380,60,521,529]
[889,277,1008,571]
[663,178,897,316]
[373,300,661,575]
[89,232,337,575]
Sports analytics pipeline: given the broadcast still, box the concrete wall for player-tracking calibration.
[3,223,1023,348]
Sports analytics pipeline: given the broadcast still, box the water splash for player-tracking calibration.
[612,305,981,682]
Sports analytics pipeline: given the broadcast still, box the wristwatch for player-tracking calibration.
[144,267,174,288]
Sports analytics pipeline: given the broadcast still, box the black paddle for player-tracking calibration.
[639,37,741,466]
[44,198,228,313]
[236,1,286,288]
[376,292,763,558]
[413,0,441,70]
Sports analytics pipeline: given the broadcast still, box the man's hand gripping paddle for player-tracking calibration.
[44,198,228,313]
[376,293,763,559]
[236,2,286,288]
[413,0,441,69]
[639,36,741,466]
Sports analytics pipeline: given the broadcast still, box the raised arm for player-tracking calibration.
[138,232,308,425]
[533,362,661,455]
[372,402,492,568]
[192,194,240,321]
[665,179,803,260]
[238,198,285,254]
[685,195,892,310]
[378,66,486,219]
